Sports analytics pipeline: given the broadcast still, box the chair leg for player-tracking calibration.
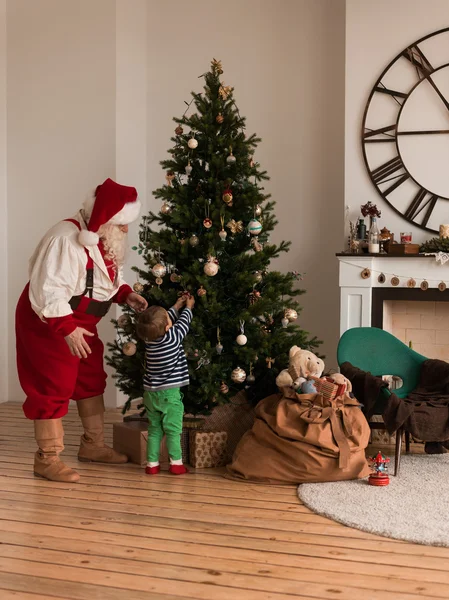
[394,427,403,477]
[405,431,411,453]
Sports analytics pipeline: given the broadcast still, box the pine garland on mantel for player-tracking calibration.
[419,237,449,253]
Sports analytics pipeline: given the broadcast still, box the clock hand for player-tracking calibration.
[398,129,449,135]
[427,75,449,112]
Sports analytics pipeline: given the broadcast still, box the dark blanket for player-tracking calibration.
[341,359,449,441]
[383,359,449,442]
[340,362,388,419]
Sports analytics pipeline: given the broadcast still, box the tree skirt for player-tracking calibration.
[298,454,449,546]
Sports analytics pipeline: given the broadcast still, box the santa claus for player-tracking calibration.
[15,178,148,483]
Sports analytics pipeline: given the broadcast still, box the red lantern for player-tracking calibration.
[368,451,390,486]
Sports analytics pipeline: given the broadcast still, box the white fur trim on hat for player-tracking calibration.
[78,229,100,247]
[109,198,142,226]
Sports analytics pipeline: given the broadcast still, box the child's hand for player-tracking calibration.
[174,296,186,310]
[186,296,195,309]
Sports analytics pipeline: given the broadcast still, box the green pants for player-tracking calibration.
[143,388,184,462]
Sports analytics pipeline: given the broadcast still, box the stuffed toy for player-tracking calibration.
[328,372,352,393]
[276,346,325,391]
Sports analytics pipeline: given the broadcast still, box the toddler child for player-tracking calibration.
[136,294,194,475]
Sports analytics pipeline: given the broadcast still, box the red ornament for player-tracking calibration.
[175,125,183,135]
[368,451,390,486]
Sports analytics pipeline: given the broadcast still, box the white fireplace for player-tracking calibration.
[338,255,449,360]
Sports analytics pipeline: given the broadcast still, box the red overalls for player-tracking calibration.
[16,220,114,420]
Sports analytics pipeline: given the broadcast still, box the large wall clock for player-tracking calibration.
[362,27,449,234]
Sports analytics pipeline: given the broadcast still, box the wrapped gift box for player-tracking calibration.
[189,430,228,468]
[309,376,346,400]
[113,419,189,466]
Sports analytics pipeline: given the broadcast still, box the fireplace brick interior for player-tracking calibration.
[383,300,449,361]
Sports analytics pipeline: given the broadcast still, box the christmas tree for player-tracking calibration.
[107,59,320,415]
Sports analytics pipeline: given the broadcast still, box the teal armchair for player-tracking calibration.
[337,327,427,475]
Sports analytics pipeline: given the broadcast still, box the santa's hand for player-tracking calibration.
[65,327,94,359]
[126,292,148,313]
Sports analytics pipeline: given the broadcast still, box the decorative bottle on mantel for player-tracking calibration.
[368,217,380,254]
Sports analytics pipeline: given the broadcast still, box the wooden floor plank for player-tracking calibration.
[1,401,448,600]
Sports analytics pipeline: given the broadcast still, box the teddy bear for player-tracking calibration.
[275,346,325,392]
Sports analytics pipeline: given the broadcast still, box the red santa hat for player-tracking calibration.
[79,178,141,247]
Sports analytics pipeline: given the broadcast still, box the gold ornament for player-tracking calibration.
[220,381,229,394]
[117,314,131,328]
[249,156,255,168]
[204,255,219,277]
[197,285,207,297]
[253,271,263,283]
[266,357,275,369]
[170,272,182,283]
[151,263,167,278]
[420,280,429,291]
[155,277,163,286]
[133,282,144,293]
[216,113,224,124]
[439,281,447,292]
[175,125,183,135]
[391,276,400,287]
[211,58,223,75]
[222,188,233,206]
[227,219,243,234]
[231,367,246,384]
[284,308,298,322]
[189,234,199,247]
[361,268,371,280]
[252,237,263,252]
[219,84,233,99]
[255,204,262,217]
[122,342,137,357]
[248,290,261,305]
[407,278,416,288]
[378,273,386,284]
[160,202,172,215]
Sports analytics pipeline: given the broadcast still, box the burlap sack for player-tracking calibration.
[226,390,371,484]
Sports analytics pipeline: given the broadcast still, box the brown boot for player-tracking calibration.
[77,395,128,464]
[34,419,80,482]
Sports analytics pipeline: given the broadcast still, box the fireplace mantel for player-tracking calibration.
[337,254,449,335]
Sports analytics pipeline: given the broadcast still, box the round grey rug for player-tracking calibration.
[298,454,449,546]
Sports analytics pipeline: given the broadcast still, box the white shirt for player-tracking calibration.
[28,211,128,320]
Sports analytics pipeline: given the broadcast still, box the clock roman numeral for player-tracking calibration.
[374,82,408,106]
[405,189,438,226]
[402,45,435,80]
[371,157,409,195]
[363,125,397,143]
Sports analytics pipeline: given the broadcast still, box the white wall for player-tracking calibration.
[6,0,117,402]
[0,0,7,403]
[345,0,449,243]
[146,0,346,367]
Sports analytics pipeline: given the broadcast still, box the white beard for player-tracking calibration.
[97,223,127,270]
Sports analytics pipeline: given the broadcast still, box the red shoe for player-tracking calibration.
[145,465,160,475]
[169,464,189,475]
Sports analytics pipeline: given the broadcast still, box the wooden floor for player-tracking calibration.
[0,404,448,600]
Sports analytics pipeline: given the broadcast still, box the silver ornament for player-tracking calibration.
[185,162,192,176]
[246,374,256,384]
[226,153,236,165]
[284,308,298,322]
[117,314,131,328]
[216,343,224,355]
[151,263,167,278]
[253,271,263,283]
[231,367,246,384]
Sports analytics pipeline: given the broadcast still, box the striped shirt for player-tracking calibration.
[143,306,192,391]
